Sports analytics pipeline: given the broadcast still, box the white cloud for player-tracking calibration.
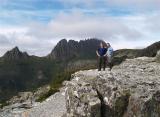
[27,11,143,41]
[58,0,95,7]
[107,0,160,7]
[0,10,159,57]
[0,34,11,45]
[0,26,54,56]
[145,13,160,31]
[59,0,160,11]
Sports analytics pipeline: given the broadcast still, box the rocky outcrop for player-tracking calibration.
[65,56,160,117]
[48,39,105,61]
[6,85,50,105]
[0,88,66,117]
[142,41,160,57]
[3,46,29,60]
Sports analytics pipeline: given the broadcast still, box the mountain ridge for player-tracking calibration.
[0,38,104,103]
[0,39,160,105]
[2,40,160,61]
[48,38,105,61]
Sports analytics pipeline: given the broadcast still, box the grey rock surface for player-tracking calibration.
[65,57,160,117]
[0,88,66,117]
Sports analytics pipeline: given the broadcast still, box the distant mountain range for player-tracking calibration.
[0,38,103,102]
[0,38,160,103]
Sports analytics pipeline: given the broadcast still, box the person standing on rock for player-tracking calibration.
[106,43,114,70]
[96,42,107,71]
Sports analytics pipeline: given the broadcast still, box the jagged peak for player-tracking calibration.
[58,39,67,44]
[10,46,20,53]
[3,46,29,60]
[48,38,103,60]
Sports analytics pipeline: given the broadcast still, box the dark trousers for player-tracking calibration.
[106,57,113,70]
[98,56,106,71]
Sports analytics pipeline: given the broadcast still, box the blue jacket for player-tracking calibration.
[97,48,107,56]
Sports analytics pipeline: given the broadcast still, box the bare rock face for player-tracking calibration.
[65,56,160,117]
[48,39,105,61]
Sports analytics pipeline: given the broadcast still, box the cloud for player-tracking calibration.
[1,10,159,56]
[58,0,160,11]
[27,11,143,41]
[0,34,11,47]
[145,13,160,31]
[0,0,160,57]
[107,0,160,8]
[0,26,54,56]
[58,0,96,7]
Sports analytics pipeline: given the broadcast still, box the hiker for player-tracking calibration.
[96,42,107,71]
[106,43,114,70]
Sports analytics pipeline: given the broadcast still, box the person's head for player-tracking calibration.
[100,42,104,48]
[106,43,111,47]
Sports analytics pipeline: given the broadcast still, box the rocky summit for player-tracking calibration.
[1,52,160,117]
[65,56,160,117]
[2,46,29,60]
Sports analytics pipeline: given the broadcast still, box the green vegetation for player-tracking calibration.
[0,57,58,102]
[0,50,97,103]
[35,88,59,102]
[36,70,73,102]
[0,100,9,109]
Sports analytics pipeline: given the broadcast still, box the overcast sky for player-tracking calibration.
[0,0,160,56]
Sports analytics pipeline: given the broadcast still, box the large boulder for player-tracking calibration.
[64,56,160,117]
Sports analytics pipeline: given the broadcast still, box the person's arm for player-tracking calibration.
[104,53,107,57]
[103,48,108,56]
[96,50,100,57]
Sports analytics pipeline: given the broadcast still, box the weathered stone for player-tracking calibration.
[65,56,160,117]
[65,81,101,117]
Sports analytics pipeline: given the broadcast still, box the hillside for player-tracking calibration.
[113,41,160,65]
[1,50,160,117]
[0,38,103,103]
[0,39,160,106]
